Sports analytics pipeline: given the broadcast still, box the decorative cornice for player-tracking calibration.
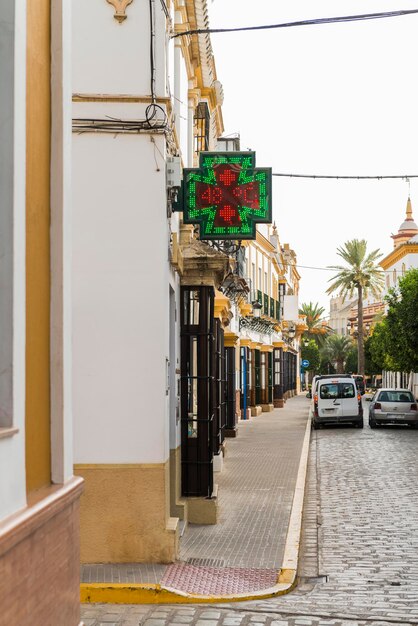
[224,332,239,347]
[239,302,253,318]
[106,0,133,23]
[380,243,418,269]
[214,290,232,325]
[72,94,171,104]
[180,235,232,288]
[255,229,275,252]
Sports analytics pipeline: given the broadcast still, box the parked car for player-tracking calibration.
[367,388,418,428]
[311,376,363,429]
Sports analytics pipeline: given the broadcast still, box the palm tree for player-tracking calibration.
[321,334,354,374]
[326,240,385,375]
[299,302,332,346]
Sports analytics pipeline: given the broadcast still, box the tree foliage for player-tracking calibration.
[321,334,354,374]
[301,340,321,373]
[367,321,396,372]
[299,301,332,346]
[326,239,385,375]
[345,346,358,374]
[384,268,418,372]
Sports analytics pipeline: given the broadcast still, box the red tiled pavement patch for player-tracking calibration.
[160,563,278,595]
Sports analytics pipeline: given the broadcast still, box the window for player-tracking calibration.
[320,384,339,400]
[378,390,414,403]
[194,102,210,153]
[402,263,406,275]
[393,269,397,283]
[320,383,355,399]
[264,271,268,295]
[341,383,355,398]
[180,286,215,497]
[258,267,261,291]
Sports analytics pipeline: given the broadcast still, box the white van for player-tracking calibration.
[312,376,363,429]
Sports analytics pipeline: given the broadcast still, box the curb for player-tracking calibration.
[81,414,312,605]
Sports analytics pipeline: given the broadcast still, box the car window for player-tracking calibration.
[320,384,338,399]
[319,382,355,400]
[340,383,355,398]
[379,390,414,403]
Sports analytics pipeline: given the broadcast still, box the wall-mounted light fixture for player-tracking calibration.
[252,300,262,319]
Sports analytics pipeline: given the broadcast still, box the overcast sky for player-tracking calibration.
[208,0,418,314]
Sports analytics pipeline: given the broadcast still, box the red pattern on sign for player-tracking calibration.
[195,164,260,228]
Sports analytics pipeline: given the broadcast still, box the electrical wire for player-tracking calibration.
[72,111,168,133]
[282,262,413,275]
[273,173,418,180]
[171,8,418,38]
[149,0,156,104]
[159,0,169,19]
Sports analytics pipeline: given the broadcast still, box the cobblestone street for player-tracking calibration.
[82,401,418,625]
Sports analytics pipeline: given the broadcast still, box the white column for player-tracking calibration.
[50,0,73,484]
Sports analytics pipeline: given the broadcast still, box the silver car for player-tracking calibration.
[368,388,418,428]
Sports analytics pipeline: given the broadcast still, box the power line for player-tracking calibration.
[171,8,418,38]
[285,262,412,275]
[273,173,418,180]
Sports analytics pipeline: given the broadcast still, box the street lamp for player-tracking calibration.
[288,325,296,340]
[251,300,262,318]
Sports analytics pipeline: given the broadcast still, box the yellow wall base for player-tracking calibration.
[251,406,262,417]
[261,404,274,412]
[169,447,188,521]
[187,492,218,525]
[74,462,178,563]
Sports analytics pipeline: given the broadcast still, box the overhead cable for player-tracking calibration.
[171,8,418,38]
[273,173,418,180]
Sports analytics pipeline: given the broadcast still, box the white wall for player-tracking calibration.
[283,295,299,321]
[72,0,167,96]
[72,132,170,464]
[383,250,418,295]
[0,0,27,519]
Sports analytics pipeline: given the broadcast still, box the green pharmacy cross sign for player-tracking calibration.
[181,152,272,240]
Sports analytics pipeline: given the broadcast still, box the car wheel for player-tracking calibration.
[312,420,319,430]
[369,419,377,429]
[356,420,363,429]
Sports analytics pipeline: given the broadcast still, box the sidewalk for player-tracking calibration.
[80,394,311,604]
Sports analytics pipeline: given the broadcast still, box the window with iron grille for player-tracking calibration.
[268,352,273,403]
[180,286,215,498]
[260,352,266,404]
[263,293,269,315]
[194,102,210,154]
[273,347,283,404]
[240,346,250,419]
[213,319,226,455]
[275,299,281,321]
[255,349,261,405]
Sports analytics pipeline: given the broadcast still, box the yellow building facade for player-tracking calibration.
[0,1,82,624]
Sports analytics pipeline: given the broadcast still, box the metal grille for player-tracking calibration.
[180,286,215,498]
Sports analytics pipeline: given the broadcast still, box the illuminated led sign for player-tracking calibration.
[182,152,272,240]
